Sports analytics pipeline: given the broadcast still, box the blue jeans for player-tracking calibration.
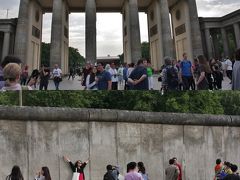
[54,80,60,90]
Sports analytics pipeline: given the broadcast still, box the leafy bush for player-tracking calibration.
[0,90,239,115]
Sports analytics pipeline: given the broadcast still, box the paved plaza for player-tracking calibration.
[39,75,232,91]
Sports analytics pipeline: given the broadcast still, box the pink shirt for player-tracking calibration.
[124,172,143,180]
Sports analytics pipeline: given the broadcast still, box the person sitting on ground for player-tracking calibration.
[1,63,32,91]
[103,164,120,180]
[223,164,240,180]
[124,162,143,180]
[63,155,89,180]
[6,165,24,180]
[35,166,51,180]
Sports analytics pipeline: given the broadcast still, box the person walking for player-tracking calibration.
[124,162,143,180]
[52,64,62,90]
[165,159,179,180]
[63,156,89,180]
[6,165,24,180]
[39,64,50,90]
[225,57,233,83]
[232,48,240,90]
[35,167,51,180]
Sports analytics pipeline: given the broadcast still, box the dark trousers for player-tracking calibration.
[182,76,194,90]
[226,70,232,81]
[54,80,60,90]
[112,82,118,90]
[39,80,49,90]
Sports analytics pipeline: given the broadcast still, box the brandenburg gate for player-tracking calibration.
[14,0,203,73]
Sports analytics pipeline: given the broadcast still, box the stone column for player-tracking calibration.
[187,0,203,56]
[159,0,173,57]
[2,32,11,60]
[234,23,240,48]
[50,0,64,68]
[123,0,142,63]
[85,0,96,64]
[14,0,30,63]
[204,28,213,59]
[221,28,229,57]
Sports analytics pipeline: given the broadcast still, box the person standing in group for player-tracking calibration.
[20,65,28,85]
[124,162,143,180]
[225,57,233,83]
[232,48,240,90]
[39,64,50,90]
[128,59,148,90]
[103,164,120,180]
[195,55,211,90]
[52,64,62,90]
[35,166,51,180]
[68,66,75,80]
[126,63,135,90]
[0,56,22,89]
[6,165,24,180]
[1,63,32,91]
[96,63,112,90]
[81,62,92,89]
[108,63,118,90]
[173,157,182,180]
[63,156,89,180]
[223,164,240,180]
[165,159,179,180]
[161,57,179,92]
[179,53,194,90]
[137,162,148,180]
[123,63,129,90]
[146,60,154,90]
[86,66,98,90]
[118,64,124,86]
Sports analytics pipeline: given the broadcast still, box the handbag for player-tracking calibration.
[72,168,80,180]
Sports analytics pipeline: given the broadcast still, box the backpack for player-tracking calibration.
[166,66,179,90]
[103,171,115,180]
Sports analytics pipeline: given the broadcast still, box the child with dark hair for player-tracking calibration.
[63,156,89,180]
[35,166,51,180]
[137,162,148,180]
[6,165,24,180]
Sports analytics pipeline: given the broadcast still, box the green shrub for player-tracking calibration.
[0,90,239,115]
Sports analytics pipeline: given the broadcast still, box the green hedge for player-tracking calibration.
[0,90,240,115]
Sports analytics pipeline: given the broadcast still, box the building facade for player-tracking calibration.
[199,9,240,60]
[1,0,204,73]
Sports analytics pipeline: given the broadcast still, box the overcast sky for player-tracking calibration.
[0,0,240,57]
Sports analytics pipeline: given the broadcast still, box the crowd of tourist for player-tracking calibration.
[0,48,240,91]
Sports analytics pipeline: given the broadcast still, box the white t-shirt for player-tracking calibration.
[108,68,118,82]
[52,68,62,77]
[225,59,233,70]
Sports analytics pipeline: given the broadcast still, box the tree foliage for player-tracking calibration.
[41,42,85,68]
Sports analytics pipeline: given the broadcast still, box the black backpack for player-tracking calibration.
[166,66,179,90]
[103,171,115,180]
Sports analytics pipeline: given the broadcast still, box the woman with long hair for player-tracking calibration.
[137,162,149,180]
[196,55,211,90]
[86,66,97,90]
[35,166,51,180]
[63,156,89,180]
[6,165,24,180]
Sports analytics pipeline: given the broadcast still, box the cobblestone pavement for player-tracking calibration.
[34,75,232,91]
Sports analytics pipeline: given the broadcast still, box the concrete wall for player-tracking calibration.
[0,106,240,180]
